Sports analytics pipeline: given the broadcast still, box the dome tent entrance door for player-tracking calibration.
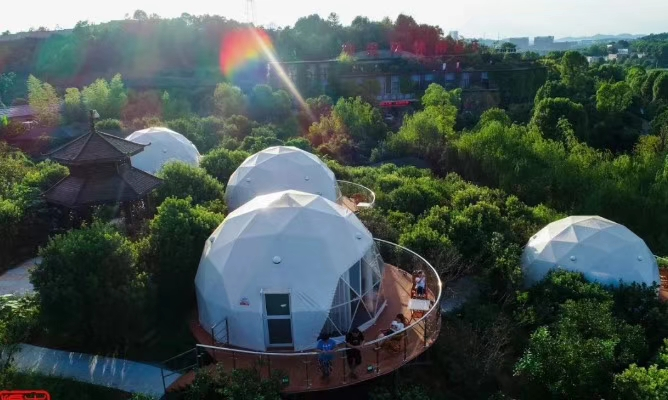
[264,293,294,348]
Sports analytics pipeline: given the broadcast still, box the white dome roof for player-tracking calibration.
[225,146,340,211]
[126,127,200,174]
[522,216,659,287]
[196,190,385,351]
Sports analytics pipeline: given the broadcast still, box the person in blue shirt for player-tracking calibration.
[316,332,337,380]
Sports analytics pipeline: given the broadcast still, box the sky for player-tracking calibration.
[2,0,668,39]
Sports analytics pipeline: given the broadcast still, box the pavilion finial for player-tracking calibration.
[89,109,100,133]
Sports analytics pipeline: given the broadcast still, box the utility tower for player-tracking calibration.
[245,0,256,25]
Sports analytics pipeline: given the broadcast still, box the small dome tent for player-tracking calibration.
[522,216,660,287]
[225,146,340,211]
[195,190,386,351]
[126,127,200,174]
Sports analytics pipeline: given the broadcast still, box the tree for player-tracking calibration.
[653,72,668,102]
[161,91,192,120]
[248,85,292,123]
[81,74,127,119]
[26,75,60,126]
[63,87,86,122]
[185,365,281,399]
[133,10,148,20]
[614,363,668,400]
[641,70,663,101]
[0,72,16,106]
[478,108,511,128]
[107,73,128,118]
[560,51,589,89]
[531,97,587,140]
[499,42,517,53]
[200,147,250,183]
[213,83,247,118]
[147,197,223,315]
[155,162,225,206]
[30,223,150,347]
[597,81,633,114]
[515,299,647,399]
[534,80,570,103]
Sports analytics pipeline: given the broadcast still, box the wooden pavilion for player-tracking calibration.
[43,112,162,217]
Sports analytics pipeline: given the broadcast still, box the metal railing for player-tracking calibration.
[188,239,442,392]
[160,347,204,394]
[336,180,376,209]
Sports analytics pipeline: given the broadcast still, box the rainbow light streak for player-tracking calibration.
[219,28,313,122]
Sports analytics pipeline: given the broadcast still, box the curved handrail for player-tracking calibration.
[196,239,442,357]
[336,180,376,207]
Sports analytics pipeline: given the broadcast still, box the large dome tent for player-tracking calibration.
[125,127,200,174]
[195,190,386,351]
[522,216,660,288]
[225,146,340,211]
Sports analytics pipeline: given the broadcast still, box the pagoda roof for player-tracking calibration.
[43,163,162,208]
[47,130,147,165]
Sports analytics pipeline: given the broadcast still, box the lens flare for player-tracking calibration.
[220,28,273,79]
[219,28,314,122]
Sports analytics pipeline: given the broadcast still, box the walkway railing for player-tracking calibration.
[336,180,376,209]
[181,239,442,392]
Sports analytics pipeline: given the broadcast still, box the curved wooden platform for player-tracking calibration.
[170,265,440,393]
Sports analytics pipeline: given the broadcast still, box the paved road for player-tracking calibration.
[0,257,39,296]
[12,344,181,396]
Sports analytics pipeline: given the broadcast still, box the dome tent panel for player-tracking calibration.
[522,216,660,288]
[225,146,340,211]
[126,127,200,174]
[195,190,379,351]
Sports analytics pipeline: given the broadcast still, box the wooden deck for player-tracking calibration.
[169,265,441,393]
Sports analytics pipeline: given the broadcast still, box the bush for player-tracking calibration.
[94,118,123,131]
[147,197,223,317]
[155,162,225,206]
[30,222,150,347]
[200,147,249,183]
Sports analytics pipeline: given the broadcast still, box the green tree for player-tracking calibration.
[185,365,281,399]
[81,78,111,117]
[200,147,250,183]
[30,223,150,347]
[248,84,292,123]
[27,75,60,126]
[63,87,86,122]
[626,66,647,96]
[614,364,668,400]
[560,51,589,89]
[596,81,633,114]
[641,70,663,101]
[155,162,225,206]
[107,73,128,118]
[515,299,647,399]
[531,97,587,140]
[477,108,511,128]
[147,197,223,315]
[0,72,16,106]
[534,80,571,103]
[213,83,247,118]
[653,72,668,102]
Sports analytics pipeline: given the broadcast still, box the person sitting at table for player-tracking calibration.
[375,314,407,352]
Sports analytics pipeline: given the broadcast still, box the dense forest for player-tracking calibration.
[1,12,668,400]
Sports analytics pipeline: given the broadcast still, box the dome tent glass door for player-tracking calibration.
[264,292,294,348]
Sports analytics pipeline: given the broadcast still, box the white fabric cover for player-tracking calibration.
[522,216,660,287]
[195,190,375,351]
[126,127,200,174]
[225,146,340,211]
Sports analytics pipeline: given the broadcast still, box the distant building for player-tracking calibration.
[0,105,35,122]
[587,56,605,65]
[506,37,530,50]
[534,36,555,48]
[448,31,459,40]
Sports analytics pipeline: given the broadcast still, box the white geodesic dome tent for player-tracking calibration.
[195,190,386,351]
[522,216,660,287]
[125,127,200,174]
[225,146,340,211]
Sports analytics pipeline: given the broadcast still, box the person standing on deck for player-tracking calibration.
[345,327,365,379]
